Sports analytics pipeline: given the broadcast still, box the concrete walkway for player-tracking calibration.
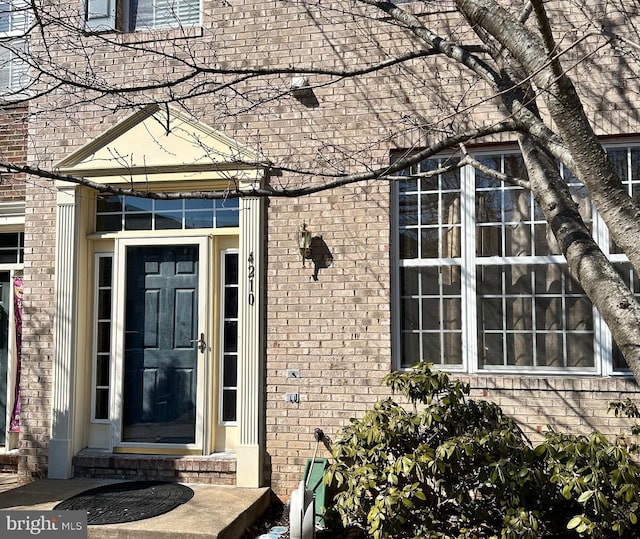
[0,474,271,538]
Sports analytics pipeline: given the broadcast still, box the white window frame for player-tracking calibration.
[91,252,113,423]
[85,0,201,33]
[0,0,30,98]
[393,144,636,376]
[218,248,238,426]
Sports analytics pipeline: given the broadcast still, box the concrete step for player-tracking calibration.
[0,478,272,539]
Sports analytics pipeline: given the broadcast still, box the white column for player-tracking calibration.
[236,195,264,487]
[48,186,79,479]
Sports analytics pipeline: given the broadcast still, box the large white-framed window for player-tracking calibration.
[0,0,30,97]
[394,144,637,375]
[85,0,201,32]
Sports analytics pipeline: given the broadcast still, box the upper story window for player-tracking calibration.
[0,0,30,97]
[0,232,23,263]
[394,144,638,375]
[95,194,239,232]
[85,0,200,32]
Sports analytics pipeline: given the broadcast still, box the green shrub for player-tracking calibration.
[325,363,640,538]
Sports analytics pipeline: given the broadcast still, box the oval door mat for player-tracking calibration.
[54,480,195,525]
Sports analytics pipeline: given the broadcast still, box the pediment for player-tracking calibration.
[55,104,268,185]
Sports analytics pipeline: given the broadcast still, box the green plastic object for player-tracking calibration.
[303,457,329,528]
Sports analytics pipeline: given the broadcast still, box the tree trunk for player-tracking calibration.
[454,0,640,374]
[457,0,640,278]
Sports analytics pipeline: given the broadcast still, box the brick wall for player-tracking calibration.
[19,0,640,496]
[0,107,27,201]
[18,175,55,480]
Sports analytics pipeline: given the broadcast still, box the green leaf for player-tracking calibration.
[567,516,582,530]
[577,490,594,503]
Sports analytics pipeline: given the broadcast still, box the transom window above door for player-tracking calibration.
[95,195,239,232]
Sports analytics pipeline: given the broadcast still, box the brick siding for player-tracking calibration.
[15,0,640,499]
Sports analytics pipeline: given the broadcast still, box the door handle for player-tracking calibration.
[191,333,206,353]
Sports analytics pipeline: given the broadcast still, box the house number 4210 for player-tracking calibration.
[247,252,255,306]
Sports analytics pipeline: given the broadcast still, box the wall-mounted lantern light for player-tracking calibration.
[298,223,312,264]
[290,76,311,98]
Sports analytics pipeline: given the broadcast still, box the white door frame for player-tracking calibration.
[110,235,211,452]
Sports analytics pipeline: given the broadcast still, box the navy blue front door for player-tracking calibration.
[122,245,199,444]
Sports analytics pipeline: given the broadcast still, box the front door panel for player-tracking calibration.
[122,245,199,444]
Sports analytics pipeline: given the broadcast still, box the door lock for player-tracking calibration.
[191,333,207,353]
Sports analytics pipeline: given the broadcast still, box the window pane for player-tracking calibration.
[97,322,110,352]
[442,298,461,330]
[476,225,501,256]
[185,210,213,229]
[416,266,442,296]
[476,263,594,370]
[224,288,238,317]
[125,213,152,230]
[223,354,237,387]
[566,333,594,368]
[399,229,418,259]
[98,256,112,287]
[97,195,123,212]
[95,388,109,420]
[481,298,503,330]
[97,289,111,319]
[421,298,440,330]
[399,193,418,226]
[131,0,199,31]
[400,332,419,367]
[215,198,239,210]
[225,253,238,284]
[506,333,533,366]
[421,333,441,363]
[0,249,18,263]
[401,297,420,330]
[536,333,563,367]
[215,211,239,228]
[421,194,439,225]
[222,390,237,422]
[124,196,152,211]
[441,332,462,365]
[155,211,182,229]
[96,214,122,232]
[96,354,110,386]
[478,333,504,367]
[421,229,438,258]
[94,255,112,421]
[224,321,237,352]
[400,267,419,296]
[155,199,183,210]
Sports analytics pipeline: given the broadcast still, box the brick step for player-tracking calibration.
[0,452,18,474]
[72,451,236,485]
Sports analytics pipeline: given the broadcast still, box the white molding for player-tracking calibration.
[236,196,264,487]
[49,187,79,479]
